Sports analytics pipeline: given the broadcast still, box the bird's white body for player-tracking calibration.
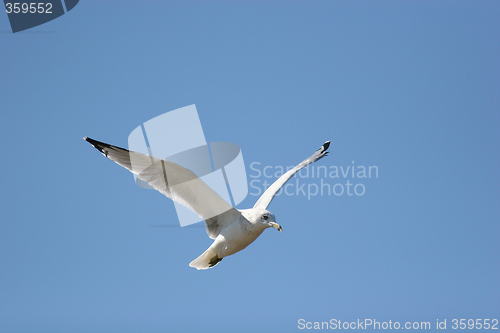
[189,209,273,268]
[84,136,330,269]
[215,209,267,257]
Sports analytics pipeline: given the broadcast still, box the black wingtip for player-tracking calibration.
[323,141,331,151]
[83,137,130,159]
[83,136,109,155]
[84,136,99,147]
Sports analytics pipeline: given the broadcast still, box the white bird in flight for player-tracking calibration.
[84,137,330,269]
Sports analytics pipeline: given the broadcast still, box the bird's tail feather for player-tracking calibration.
[189,248,222,270]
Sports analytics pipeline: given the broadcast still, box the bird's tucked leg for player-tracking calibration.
[208,255,223,267]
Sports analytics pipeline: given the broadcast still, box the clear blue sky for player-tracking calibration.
[1,2,499,332]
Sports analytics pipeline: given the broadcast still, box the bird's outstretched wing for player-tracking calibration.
[253,141,330,210]
[84,137,240,239]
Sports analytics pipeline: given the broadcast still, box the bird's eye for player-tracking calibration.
[263,215,268,220]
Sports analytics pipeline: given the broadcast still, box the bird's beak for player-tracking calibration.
[269,222,282,232]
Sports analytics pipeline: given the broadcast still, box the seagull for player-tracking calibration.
[84,137,330,269]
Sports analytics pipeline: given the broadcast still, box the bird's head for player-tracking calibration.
[256,209,282,232]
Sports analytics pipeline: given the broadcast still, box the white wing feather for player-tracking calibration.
[253,141,330,210]
[84,137,240,239]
